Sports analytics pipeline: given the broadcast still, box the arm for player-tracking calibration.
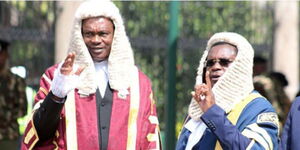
[14,75,28,119]
[201,101,279,150]
[280,110,291,150]
[22,65,61,149]
[33,53,81,141]
[280,98,300,150]
[201,105,250,149]
[33,92,65,141]
[22,53,84,149]
[139,73,161,150]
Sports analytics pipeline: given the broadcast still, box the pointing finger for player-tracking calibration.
[69,52,75,68]
[205,71,212,89]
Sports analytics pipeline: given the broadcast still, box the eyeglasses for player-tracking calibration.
[204,58,233,67]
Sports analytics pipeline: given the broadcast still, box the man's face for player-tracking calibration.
[205,43,237,87]
[82,17,114,62]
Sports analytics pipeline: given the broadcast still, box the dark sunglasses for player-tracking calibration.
[204,58,233,67]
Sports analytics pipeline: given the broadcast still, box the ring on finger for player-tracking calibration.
[200,95,206,101]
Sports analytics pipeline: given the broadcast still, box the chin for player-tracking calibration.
[93,59,105,62]
[212,81,217,86]
[91,55,104,61]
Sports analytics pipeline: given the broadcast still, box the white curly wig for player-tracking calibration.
[189,32,255,121]
[67,0,134,95]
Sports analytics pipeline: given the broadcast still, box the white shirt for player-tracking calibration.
[185,119,207,150]
[94,60,109,98]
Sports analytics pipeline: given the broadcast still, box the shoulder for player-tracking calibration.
[8,70,25,81]
[137,68,152,86]
[6,70,26,86]
[237,94,278,128]
[291,96,300,106]
[289,97,300,113]
[245,94,275,113]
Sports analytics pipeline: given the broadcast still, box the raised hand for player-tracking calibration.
[61,52,84,75]
[192,71,216,112]
[51,52,85,99]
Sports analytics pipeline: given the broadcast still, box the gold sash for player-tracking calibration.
[215,93,262,150]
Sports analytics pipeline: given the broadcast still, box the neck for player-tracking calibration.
[94,60,108,65]
[94,60,108,72]
[93,58,108,63]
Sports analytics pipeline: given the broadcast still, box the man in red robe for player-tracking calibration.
[22,1,160,150]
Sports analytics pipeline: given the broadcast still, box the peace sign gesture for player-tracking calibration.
[192,71,216,112]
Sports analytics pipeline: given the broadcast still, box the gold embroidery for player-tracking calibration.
[24,128,34,144]
[39,87,49,95]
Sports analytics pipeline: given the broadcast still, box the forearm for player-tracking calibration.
[201,104,251,150]
[33,91,65,141]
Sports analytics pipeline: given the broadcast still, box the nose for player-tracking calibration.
[210,61,222,71]
[91,35,101,44]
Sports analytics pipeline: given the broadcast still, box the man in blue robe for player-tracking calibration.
[176,32,279,150]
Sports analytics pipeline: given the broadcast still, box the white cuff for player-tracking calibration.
[51,64,80,98]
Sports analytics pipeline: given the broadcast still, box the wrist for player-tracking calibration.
[50,91,65,101]
[51,65,79,98]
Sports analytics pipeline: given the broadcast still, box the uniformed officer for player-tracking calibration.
[0,38,27,149]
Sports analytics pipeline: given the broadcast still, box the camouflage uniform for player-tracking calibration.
[0,69,27,140]
[254,74,291,133]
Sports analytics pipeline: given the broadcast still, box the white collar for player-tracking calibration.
[94,60,109,97]
[94,60,108,73]
[184,119,207,150]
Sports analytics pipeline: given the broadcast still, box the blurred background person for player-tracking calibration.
[253,56,291,133]
[253,56,268,76]
[296,91,300,97]
[10,65,36,149]
[268,72,291,123]
[280,96,300,150]
[0,38,27,149]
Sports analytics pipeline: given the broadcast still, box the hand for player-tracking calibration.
[61,52,84,75]
[191,71,215,112]
[51,52,85,99]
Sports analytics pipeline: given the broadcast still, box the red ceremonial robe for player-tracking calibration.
[22,64,160,150]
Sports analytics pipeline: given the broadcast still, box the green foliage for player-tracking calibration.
[116,1,169,38]
[5,1,55,88]
[180,1,274,44]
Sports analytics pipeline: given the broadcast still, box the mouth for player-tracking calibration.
[90,48,105,53]
[210,74,221,82]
